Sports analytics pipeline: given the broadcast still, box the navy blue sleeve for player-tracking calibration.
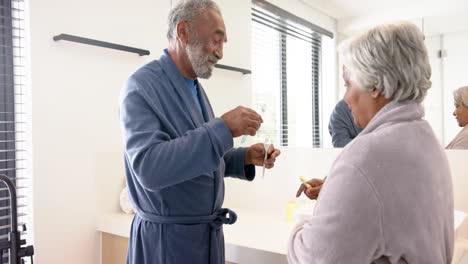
[223,147,255,181]
[329,100,355,148]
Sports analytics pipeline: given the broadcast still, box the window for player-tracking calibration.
[251,0,332,147]
[0,0,32,262]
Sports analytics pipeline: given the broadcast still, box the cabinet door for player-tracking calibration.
[102,233,128,264]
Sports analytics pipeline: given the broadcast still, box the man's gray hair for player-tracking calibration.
[339,22,432,103]
[167,0,221,40]
[454,86,468,107]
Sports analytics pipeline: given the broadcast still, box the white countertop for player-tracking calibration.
[97,209,467,256]
[98,212,134,238]
[223,210,294,255]
[97,209,294,255]
[455,210,467,236]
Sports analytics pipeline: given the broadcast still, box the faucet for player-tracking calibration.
[0,174,34,264]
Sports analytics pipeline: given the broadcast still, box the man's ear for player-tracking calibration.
[176,21,189,45]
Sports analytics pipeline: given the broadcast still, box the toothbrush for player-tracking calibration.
[300,176,313,190]
[241,106,265,144]
[261,138,271,178]
[240,135,247,144]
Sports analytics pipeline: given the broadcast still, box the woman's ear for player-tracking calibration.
[371,87,382,98]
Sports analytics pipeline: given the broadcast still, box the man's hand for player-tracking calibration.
[296,178,325,200]
[221,106,263,138]
[244,143,281,168]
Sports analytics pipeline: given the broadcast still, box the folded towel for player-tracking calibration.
[120,186,135,214]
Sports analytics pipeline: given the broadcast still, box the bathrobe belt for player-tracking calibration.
[136,208,238,264]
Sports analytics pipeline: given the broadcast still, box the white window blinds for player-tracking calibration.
[252,0,332,147]
[0,0,32,262]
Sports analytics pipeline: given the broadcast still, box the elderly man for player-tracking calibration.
[119,1,280,263]
[446,85,468,149]
[291,22,453,263]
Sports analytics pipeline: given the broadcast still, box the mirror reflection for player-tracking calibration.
[324,1,468,149]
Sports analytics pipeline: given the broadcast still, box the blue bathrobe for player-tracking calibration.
[119,50,255,264]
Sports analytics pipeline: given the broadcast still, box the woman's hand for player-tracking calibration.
[296,178,325,200]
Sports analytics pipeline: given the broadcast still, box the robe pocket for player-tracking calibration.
[165,223,211,264]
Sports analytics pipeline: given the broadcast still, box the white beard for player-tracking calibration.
[185,40,217,79]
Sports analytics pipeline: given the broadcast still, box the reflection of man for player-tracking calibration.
[328,99,363,147]
[119,1,280,264]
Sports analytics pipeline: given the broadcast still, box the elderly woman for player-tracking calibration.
[446,86,468,149]
[288,22,454,264]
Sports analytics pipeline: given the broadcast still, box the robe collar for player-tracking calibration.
[159,49,207,126]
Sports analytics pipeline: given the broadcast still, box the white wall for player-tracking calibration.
[268,0,335,34]
[30,0,169,263]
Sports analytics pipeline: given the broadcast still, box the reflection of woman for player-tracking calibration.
[446,86,468,149]
[289,22,454,264]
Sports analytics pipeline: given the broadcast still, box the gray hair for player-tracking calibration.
[454,86,468,107]
[339,22,432,103]
[167,0,221,40]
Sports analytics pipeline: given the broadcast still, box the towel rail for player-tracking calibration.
[53,34,150,56]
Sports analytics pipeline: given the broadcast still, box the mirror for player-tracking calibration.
[327,1,468,149]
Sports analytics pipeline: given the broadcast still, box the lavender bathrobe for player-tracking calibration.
[289,101,454,264]
[446,125,468,149]
[119,50,255,264]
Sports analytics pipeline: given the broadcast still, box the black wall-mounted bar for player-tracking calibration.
[53,34,150,56]
[52,34,251,74]
[214,64,251,75]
